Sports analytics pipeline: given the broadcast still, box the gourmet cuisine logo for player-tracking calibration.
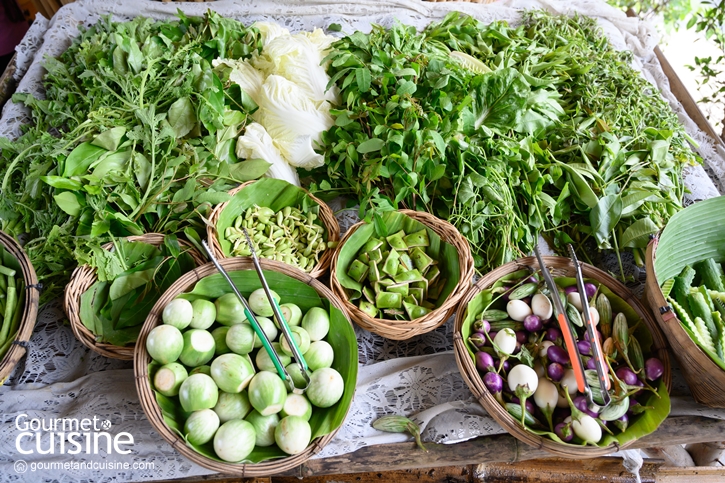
[15,414,134,455]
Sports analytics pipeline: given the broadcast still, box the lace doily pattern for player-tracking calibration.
[1,0,724,481]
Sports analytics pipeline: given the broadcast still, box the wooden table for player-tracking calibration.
[146,415,725,482]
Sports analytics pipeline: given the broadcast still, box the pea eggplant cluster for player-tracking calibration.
[467,270,665,445]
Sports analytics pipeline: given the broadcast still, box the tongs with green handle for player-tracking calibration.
[201,240,308,394]
[241,228,312,393]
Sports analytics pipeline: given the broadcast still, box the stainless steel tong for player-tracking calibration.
[201,239,311,394]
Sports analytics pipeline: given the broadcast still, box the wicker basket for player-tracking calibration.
[134,257,355,475]
[331,209,474,340]
[207,181,340,279]
[0,231,40,383]
[644,237,725,408]
[64,234,206,360]
[454,256,671,458]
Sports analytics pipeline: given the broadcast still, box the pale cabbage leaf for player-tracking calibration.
[236,122,300,186]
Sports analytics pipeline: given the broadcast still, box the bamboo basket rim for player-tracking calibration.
[453,255,672,458]
[63,233,206,361]
[206,180,340,279]
[330,209,475,340]
[134,257,356,475]
[644,236,725,407]
[0,231,40,384]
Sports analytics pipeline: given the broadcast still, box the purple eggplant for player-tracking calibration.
[523,314,543,332]
[577,340,591,356]
[515,331,528,344]
[586,357,597,370]
[547,362,565,382]
[645,357,664,381]
[573,395,599,419]
[584,283,598,298]
[547,345,570,365]
[473,319,491,334]
[483,371,503,394]
[615,366,638,386]
[545,327,562,342]
[554,422,574,442]
[564,286,578,296]
[468,332,487,351]
[476,351,496,373]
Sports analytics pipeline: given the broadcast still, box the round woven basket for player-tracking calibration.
[64,234,206,360]
[644,237,725,408]
[454,256,671,458]
[134,257,355,475]
[0,231,39,383]
[206,181,339,278]
[331,209,475,340]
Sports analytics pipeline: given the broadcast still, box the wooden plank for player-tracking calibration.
[162,416,725,481]
[625,8,725,148]
[653,45,725,147]
[686,442,725,466]
[278,416,725,477]
[273,466,473,483]
[657,466,725,482]
[476,457,663,483]
[641,445,695,467]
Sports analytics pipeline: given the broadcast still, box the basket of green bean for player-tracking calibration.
[207,179,340,278]
[0,231,39,383]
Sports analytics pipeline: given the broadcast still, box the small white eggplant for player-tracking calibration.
[531,293,553,320]
[508,364,539,396]
[494,328,517,356]
[567,292,583,311]
[572,413,602,444]
[506,299,532,322]
[507,364,539,427]
[582,306,600,326]
[560,368,578,395]
[533,377,558,431]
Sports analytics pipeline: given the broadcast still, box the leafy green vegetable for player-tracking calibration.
[79,237,197,346]
[311,11,697,273]
[0,12,266,302]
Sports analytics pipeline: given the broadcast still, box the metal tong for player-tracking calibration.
[201,238,311,395]
[567,244,611,409]
[533,245,610,411]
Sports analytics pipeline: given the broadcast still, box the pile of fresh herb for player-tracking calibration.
[311,11,697,273]
[80,235,196,346]
[0,11,269,302]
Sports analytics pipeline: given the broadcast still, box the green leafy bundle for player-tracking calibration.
[312,11,697,272]
[80,235,196,347]
[0,11,267,302]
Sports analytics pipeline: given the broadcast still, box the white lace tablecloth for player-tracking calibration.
[1,1,724,482]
